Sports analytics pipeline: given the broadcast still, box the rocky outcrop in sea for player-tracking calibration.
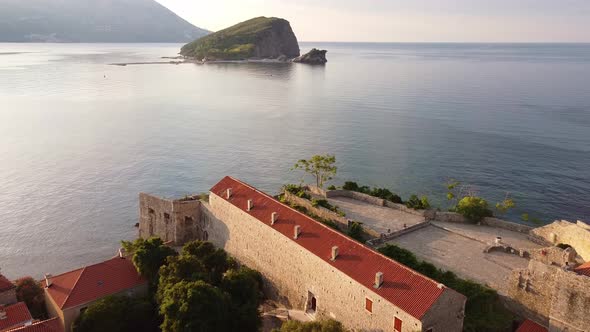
[292,49,328,64]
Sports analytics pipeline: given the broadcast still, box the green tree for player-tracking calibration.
[72,295,159,332]
[159,281,232,332]
[292,154,337,188]
[221,267,264,332]
[456,196,493,223]
[495,193,515,215]
[181,241,232,285]
[122,237,178,284]
[15,277,47,319]
[273,319,347,332]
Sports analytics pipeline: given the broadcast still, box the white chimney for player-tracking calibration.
[226,188,232,199]
[331,246,339,261]
[294,225,301,239]
[118,247,125,258]
[247,199,253,211]
[437,283,445,289]
[45,274,53,288]
[495,237,502,245]
[374,272,383,289]
[271,212,278,225]
[0,309,6,320]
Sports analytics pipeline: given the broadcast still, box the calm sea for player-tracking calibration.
[1,42,589,278]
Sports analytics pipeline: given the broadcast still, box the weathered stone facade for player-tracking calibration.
[508,259,590,332]
[138,193,204,245]
[202,190,466,332]
[531,220,590,261]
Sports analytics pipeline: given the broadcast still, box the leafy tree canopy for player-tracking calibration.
[122,237,178,284]
[292,154,337,189]
[456,196,493,223]
[15,277,47,319]
[159,280,232,332]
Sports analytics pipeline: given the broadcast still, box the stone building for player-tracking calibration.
[138,193,203,245]
[42,256,147,332]
[0,274,16,305]
[0,302,33,331]
[140,176,467,331]
[508,252,590,332]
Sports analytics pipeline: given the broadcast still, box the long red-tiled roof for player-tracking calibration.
[42,257,146,309]
[6,318,61,332]
[516,319,548,332]
[574,261,590,277]
[0,302,32,331]
[210,176,462,319]
[0,274,15,292]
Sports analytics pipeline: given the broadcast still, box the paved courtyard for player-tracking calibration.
[327,196,425,234]
[387,224,540,292]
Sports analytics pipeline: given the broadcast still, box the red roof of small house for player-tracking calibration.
[42,257,146,310]
[0,302,33,331]
[210,176,464,319]
[6,318,61,332]
[516,319,548,332]
[0,274,15,292]
[574,261,590,277]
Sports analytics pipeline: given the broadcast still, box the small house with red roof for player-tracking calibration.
[5,317,61,332]
[0,302,33,332]
[42,256,147,332]
[0,274,16,305]
[185,177,466,331]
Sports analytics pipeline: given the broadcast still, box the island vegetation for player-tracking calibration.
[180,17,300,61]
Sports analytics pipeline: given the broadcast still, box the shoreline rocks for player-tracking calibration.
[292,48,328,65]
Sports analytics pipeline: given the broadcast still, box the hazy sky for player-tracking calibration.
[157,0,590,42]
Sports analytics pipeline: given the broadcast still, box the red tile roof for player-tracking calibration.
[0,275,15,292]
[574,261,590,277]
[210,176,463,319]
[0,302,32,331]
[6,318,61,332]
[42,257,146,310]
[516,319,548,332]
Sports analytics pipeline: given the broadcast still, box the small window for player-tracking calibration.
[365,298,373,313]
[394,317,403,332]
[148,208,155,214]
[164,213,170,219]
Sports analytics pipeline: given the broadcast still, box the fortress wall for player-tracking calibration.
[203,193,463,332]
[531,220,590,261]
[138,193,201,245]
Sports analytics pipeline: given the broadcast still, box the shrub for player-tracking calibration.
[456,196,493,223]
[342,181,360,191]
[370,188,403,204]
[347,222,364,242]
[283,184,311,199]
[274,319,347,332]
[327,185,337,190]
[15,277,47,319]
[405,195,430,210]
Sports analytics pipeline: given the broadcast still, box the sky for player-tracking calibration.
[156,0,590,42]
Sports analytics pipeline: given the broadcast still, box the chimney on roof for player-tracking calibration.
[374,272,383,289]
[118,247,125,258]
[438,283,445,289]
[294,225,301,239]
[45,274,53,288]
[226,188,232,199]
[247,199,253,211]
[0,308,6,320]
[331,246,339,261]
[271,212,278,225]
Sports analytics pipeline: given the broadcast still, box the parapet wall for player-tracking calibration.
[530,220,590,261]
[282,191,348,230]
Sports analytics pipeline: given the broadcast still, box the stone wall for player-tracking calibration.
[0,288,16,305]
[138,193,203,245]
[383,201,426,217]
[203,193,465,332]
[507,260,590,332]
[367,222,431,247]
[530,220,590,261]
[283,191,348,230]
[326,190,386,206]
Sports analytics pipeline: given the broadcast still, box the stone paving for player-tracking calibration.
[432,221,542,250]
[387,224,536,292]
[327,196,424,234]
